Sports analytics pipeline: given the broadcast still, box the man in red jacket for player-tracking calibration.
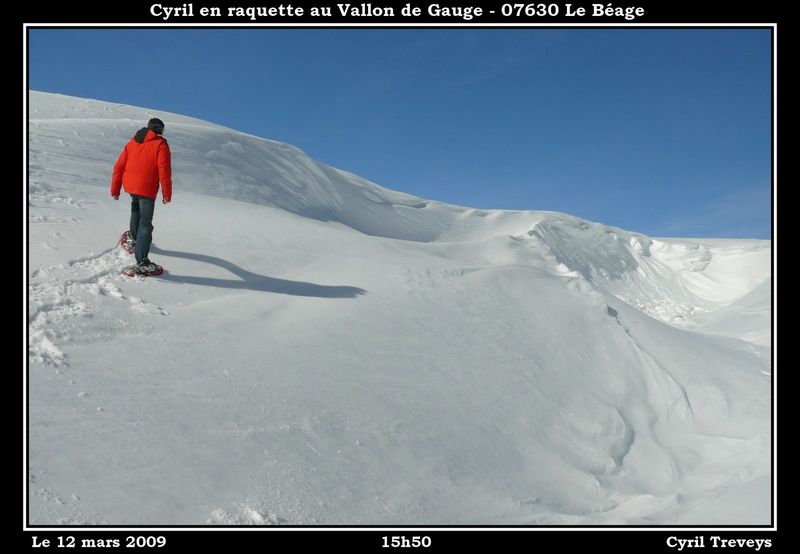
[110,118,172,274]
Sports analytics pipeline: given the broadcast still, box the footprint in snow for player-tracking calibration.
[207,506,287,525]
[29,248,168,367]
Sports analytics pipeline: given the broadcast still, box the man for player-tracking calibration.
[110,118,172,275]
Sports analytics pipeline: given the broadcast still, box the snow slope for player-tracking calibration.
[27,92,772,525]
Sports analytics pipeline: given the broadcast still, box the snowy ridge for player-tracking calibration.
[27,92,771,525]
[30,91,451,241]
[29,92,770,329]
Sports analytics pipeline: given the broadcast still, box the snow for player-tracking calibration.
[27,91,772,525]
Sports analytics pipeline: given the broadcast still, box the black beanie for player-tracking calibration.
[147,118,165,134]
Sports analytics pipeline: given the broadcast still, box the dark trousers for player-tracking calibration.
[129,194,155,264]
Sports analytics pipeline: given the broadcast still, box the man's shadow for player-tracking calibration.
[150,246,366,299]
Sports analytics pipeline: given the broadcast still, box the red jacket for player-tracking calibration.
[111,129,172,202]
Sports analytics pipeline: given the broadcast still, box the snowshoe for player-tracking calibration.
[119,230,136,254]
[121,259,165,278]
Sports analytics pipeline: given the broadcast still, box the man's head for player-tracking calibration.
[147,118,165,135]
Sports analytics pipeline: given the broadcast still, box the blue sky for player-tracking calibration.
[28,28,771,238]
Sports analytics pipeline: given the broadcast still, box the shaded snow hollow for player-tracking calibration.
[27,91,771,525]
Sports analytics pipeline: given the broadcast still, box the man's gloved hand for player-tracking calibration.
[112,194,119,200]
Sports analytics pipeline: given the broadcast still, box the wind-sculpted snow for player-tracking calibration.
[27,92,772,525]
[30,92,453,242]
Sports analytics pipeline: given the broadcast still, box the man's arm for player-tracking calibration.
[158,141,172,203]
[110,147,127,199]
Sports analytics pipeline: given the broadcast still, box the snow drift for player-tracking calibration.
[27,91,772,525]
